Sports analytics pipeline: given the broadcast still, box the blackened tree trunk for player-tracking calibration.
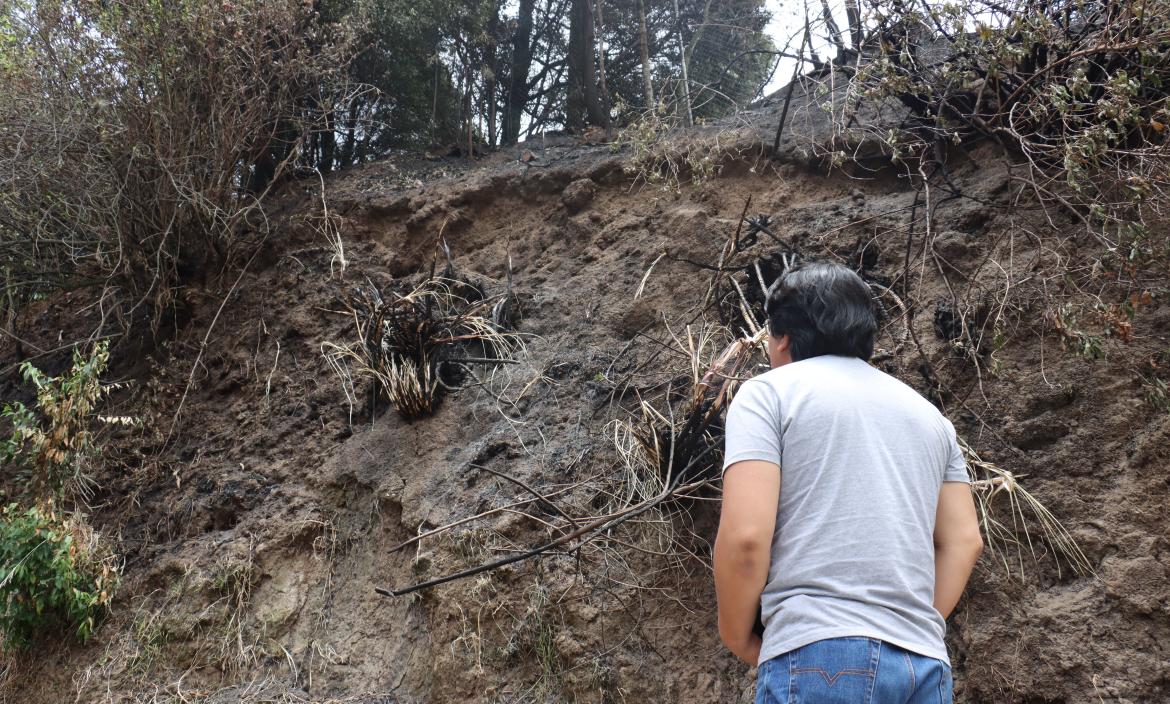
[566,0,588,130]
[845,0,862,50]
[567,0,604,130]
[672,0,693,126]
[485,5,500,146]
[581,0,606,127]
[316,91,336,174]
[338,99,359,167]
[502,0,534,145]
[594,0,610,128]
[319,127,335,174]
[638,0,655,110]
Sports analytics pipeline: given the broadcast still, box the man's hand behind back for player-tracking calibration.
[714,460,781,665]
[933,482,984,619]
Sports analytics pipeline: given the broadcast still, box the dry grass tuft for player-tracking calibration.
[323,276,522,420]
[965,441,1093,580]
[616,109,751,193]
[601,323,767,578]
[611,323,765,503]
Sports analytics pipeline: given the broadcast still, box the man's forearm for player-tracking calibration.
[714,536,769,663]
[715,460,780,665]
[934,541,982,618]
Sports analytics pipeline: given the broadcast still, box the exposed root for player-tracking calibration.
[965,440,1094,580]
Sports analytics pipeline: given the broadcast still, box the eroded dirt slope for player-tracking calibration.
[1,127,1168,704]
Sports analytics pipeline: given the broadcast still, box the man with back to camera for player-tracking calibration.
[714,261,983,703]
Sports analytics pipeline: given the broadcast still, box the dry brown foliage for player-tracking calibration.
[0,0,356,330]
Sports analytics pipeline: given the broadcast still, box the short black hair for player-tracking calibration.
[764,261,877,362]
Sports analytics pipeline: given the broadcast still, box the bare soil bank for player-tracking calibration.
[2,128,1168,703]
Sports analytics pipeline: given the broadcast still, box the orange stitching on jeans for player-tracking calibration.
[791,667,875,687]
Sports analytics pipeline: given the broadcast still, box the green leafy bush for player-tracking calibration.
[0,503,118,651]
[0,342,125,650]
[1,341,127,501]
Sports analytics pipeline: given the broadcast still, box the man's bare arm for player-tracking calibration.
[714,460,780,665]
[933,482,983,618]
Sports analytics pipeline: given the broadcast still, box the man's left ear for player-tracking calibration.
[767,332,789,368]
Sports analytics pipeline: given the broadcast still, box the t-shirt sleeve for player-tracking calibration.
[722,379,783,475]
[943,420,972,484]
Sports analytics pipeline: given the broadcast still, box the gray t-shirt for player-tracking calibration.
[722,354,970,665]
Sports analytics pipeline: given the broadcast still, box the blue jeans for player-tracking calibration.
[755,637,953,704]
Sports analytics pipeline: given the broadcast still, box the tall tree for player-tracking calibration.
[316,0,463,161]
[681,0,773,119]
[566,0,604,130]
[502,0,535,144]
[594,0,611,127]
[484,3,502,146]
[637,0,655,110]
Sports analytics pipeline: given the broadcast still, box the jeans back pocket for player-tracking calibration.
[788,637,879,704]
